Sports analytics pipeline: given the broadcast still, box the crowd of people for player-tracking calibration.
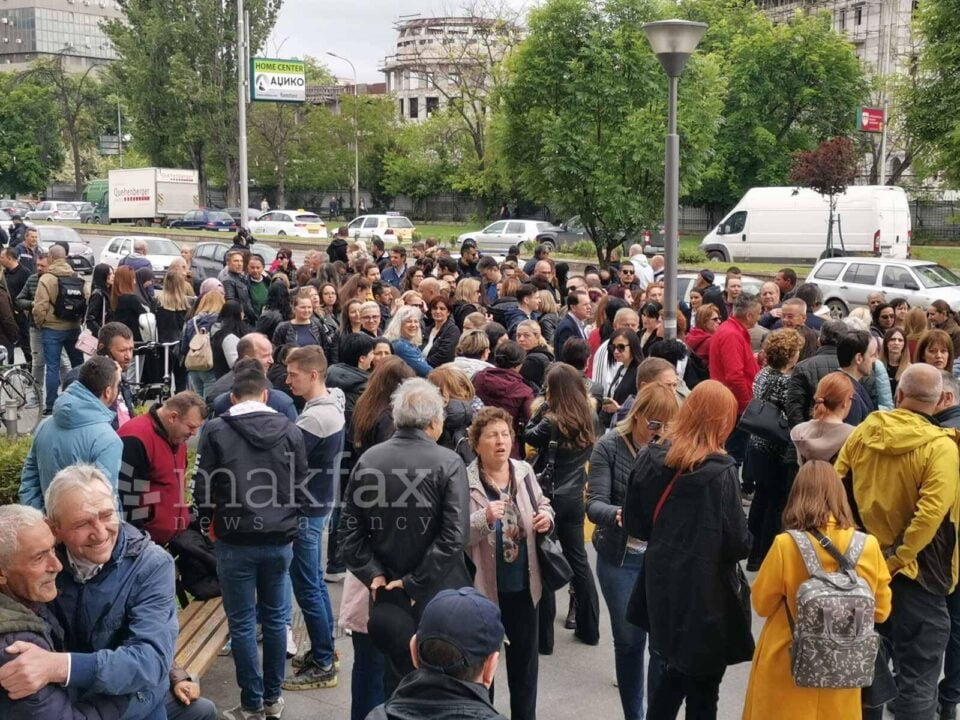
[1,222,960,720]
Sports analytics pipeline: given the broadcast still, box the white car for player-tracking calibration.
[249,209,328,239]
[25,201,80,222]
[346,214,416,242]
[100,235,183,277]
[458,219,553,253]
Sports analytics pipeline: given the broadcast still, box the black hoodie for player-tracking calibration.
[195,405,308,545]
[326,363,370,418]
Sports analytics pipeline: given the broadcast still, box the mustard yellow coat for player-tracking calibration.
[741,523,892,720]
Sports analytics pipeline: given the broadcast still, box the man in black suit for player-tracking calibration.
[553,289,592,358]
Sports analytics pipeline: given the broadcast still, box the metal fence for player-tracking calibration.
[912,200,960,244]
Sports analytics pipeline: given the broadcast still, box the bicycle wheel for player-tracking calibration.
[0,366,42,436]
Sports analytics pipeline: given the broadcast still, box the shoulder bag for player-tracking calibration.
[521,469,573,592]
[534,421,559,496]
[737,377,791,445]
[75,290,105,357]
[185,317,214,372]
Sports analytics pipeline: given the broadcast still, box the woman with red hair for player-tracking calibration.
[624,380,753,720]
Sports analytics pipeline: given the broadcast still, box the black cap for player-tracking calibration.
[416,588,505,672]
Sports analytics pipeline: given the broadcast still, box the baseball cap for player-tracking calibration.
[416,588,505,673]
[699,269,715,284]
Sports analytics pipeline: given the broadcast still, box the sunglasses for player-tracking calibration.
[612,343,629,351]
[647,419,664,432]
[621,269,634,274]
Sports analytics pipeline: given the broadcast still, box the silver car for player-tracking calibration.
[34,225,96,275]
[457,219,554,254]
[25,201,81,222]
[806,257,960,317]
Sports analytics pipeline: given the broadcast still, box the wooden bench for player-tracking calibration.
[175,598,230,679]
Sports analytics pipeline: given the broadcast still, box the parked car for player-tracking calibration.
[458,219,553,254]
[91,201,109,225]
[32,225,96,275]
[249,209,328,239]
[223,207,262,224]
[807,257,960,317]
[75,202,96,223]
[25,201,80,222]
[675,272,763,306]
[0,199,34,216]
[190,241,278,281]
[99,235,182,280]
[167,209,237,232]
[345,214,416,242]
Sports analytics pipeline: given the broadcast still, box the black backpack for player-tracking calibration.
[53,275,87,322]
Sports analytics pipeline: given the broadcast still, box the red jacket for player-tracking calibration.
[708,317,759,414]
[685,327,713,368]
[117,407,189,545]
[473,367,534,459]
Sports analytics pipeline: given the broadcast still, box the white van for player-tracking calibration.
[699,185,911,263]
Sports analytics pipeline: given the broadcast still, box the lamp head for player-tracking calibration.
[642,19,708,78]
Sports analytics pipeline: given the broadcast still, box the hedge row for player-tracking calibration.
[0,436,32,506]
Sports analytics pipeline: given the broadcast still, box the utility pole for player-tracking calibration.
[117,101,123,168]
[237,0,249,228]
[327,52,360,217]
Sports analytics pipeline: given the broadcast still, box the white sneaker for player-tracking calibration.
[265,696,285,719]
[286,627,297,658]
[220,705,265,720]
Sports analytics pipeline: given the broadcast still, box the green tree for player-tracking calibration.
[105,0,282,205]
[495,0,725,265]
[0,74,64,194]
[383,110,474,218]
[906,0,960,186]
[680,0,867,219]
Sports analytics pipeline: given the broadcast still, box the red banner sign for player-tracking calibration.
[858,107,885,133]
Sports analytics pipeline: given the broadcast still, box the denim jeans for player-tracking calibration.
[216,541,293,711]
[351,632,385,720]
[596,551,648,720]
[30,326,70,407]
[290,515,336,667]
[188,369,217,399]
[41,327,81,411]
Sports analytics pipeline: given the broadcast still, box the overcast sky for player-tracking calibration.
[269,0,528,83]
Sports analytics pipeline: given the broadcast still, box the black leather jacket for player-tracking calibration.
[338,427,472,604]
[785,345,839,427]
[523,406,594,499]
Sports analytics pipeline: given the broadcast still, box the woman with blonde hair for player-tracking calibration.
[742,460,891,720]
[451,277,482,329]
[624,380,753,719]
[587,382,680,720]
[428,364,482,461]
[537,289,560,345]
[156,261,195,392]
[515,319,554,391]
[790,372,856,464]
[452,328,492,379]
[180,283,225,397]
[904,305,930,361]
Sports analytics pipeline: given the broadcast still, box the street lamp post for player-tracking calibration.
[643,19,707,341]
[327,52,360,218]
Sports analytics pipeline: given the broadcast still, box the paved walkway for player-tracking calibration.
[199,549,766,720]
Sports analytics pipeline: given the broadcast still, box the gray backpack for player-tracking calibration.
[785,529,879,688]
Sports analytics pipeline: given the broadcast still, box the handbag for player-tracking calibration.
[75,291,106,356]
[139,307,157,343]
[521,470,573,592]
[184,318,214,372]
[534,422,559,496]
[862,635,898,708]
[737,380,791,445]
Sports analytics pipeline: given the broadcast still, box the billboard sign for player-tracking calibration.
[250,58,306,103]
[858,107,885,133]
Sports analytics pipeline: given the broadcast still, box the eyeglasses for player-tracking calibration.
[612,343,628,351]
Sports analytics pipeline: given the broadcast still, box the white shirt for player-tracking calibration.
[591,339,623,396]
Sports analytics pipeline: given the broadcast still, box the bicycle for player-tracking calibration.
[129,341,179,409]
[0,350,43,436]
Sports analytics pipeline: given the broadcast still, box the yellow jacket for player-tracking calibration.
[835,409,960,593]
[742,524,891,720]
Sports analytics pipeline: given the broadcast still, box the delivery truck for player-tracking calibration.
[699,185,912,263]
[107,168,199,226]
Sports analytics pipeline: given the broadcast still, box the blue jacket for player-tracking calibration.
[0,594,127,720]
[392,338,432,377]
[381,264,407,290]
[297,390,346,516]
[50,524,177,720]
[19,381,122,510]
[553,313,585,358]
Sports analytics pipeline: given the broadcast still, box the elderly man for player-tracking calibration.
[338,378,472,696]
[627,245,653,289]
[837,364,960,720]
[20,356,122,511]
[649,254,665,283]
[222,250,255,322]
[119,238,151,273]
[780,297,818,360]
[0,465,179,720]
